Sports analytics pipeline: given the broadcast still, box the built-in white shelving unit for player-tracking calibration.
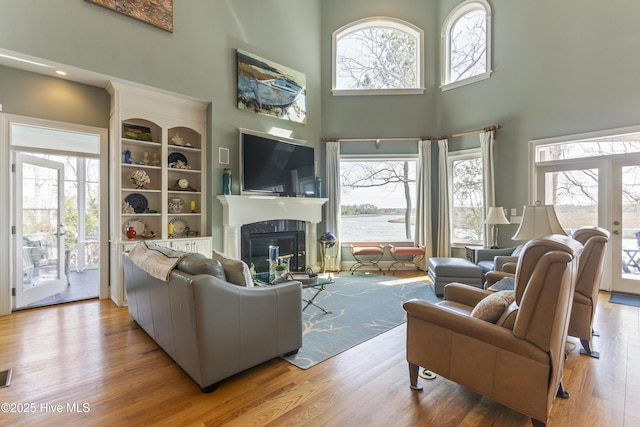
[107,82,211,306]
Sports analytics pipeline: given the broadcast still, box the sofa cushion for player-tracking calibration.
[211,249,253,287]
[177,253,226,281]
[471,290,516,323]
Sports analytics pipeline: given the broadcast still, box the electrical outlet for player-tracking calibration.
[510,208,517,216]
[511,215,522,224]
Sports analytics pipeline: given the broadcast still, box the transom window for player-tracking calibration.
[442,0,492,90]
[332,17,425,96]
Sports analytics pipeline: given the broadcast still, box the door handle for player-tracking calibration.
[613,221,620,226]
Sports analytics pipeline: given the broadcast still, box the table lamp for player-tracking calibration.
[512,201,567,241]
[485,207,510,248]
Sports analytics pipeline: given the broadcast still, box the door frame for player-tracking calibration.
[530,125,640,294]
[0,113,109,315]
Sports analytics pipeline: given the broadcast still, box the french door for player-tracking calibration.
[536,155,640,295]
[14,153,67,308]
[611,159,640,294]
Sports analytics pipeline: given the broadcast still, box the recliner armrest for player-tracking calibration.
[494,256,519,272]
[443,283,492,306]
[403,299,547,362]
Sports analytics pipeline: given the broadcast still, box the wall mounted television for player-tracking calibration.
[240,128,315,196]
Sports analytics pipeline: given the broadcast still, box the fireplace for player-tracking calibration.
[217,195,328,271]
[241,220,306,272]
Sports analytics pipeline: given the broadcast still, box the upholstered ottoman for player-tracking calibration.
[428,257,484,296]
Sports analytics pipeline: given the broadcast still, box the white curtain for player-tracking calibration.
[325,141,341,271]
[480,130,496,247]
[414,139,433,269]
[437,139,451,257]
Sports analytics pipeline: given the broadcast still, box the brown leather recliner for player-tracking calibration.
[567,227,610,358]
[484,227,610,358]
[403,235,583,427]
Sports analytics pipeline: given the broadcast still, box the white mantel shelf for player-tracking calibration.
[217,195,328,226]
[216,195,328,269]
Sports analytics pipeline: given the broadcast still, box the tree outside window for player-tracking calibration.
[340,160,417,242]
[442,0,492,89]
[333,18,424,94]
[450,156,484,243]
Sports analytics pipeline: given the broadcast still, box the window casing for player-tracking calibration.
[448,149,485,244]
[332,17,425,96]
[339,157,418,242]
[441,0,492,91]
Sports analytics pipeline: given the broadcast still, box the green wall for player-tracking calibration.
[0,66,110,127]
[3,0,640,250]
[0,0,322,248]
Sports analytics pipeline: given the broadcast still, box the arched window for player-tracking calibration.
[442,0,492,90]
[332,17,425,95]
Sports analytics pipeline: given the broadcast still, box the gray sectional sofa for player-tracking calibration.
[123,252,303,392]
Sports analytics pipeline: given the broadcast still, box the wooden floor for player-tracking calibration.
[0,272,638,426]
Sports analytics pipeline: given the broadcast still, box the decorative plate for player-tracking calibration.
[124,193,148,213]
[123,218,147,237]
[168,152,188,167]
[169,217,189,237]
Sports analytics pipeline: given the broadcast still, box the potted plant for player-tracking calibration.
[275,263,289,276]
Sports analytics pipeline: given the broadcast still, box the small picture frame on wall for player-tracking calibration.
[86,0,173,33]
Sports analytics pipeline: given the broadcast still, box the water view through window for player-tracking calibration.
[340,160,417,242]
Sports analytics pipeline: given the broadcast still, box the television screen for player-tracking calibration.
[240,130,315,196]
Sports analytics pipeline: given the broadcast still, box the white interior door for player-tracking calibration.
[611,159,640,294]
[14,153,67,308]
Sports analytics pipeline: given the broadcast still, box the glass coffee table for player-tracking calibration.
[253,272,334,314]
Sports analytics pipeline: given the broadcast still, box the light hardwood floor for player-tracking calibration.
[0,272,638,426]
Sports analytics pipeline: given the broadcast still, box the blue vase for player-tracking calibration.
[314,176,321,198]
[222,168,232,195]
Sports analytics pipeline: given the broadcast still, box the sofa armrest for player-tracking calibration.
[474,247,517,263]
[191,275,302,380]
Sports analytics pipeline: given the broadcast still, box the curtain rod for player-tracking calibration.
[322,124,501,145]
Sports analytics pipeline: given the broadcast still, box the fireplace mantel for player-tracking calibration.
[217,195,328,268]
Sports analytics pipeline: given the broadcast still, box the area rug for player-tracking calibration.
[609,293,640,307]
[282,272,438,369]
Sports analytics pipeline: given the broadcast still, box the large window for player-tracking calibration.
[441,0,492,90]
[332,17,424,95]
[340,159,417,242]
[449,149,484,244]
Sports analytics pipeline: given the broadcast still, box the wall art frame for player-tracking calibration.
[237,49,307,124]
[86,0,173,32]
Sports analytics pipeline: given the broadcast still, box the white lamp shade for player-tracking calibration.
[512,204,567,240]
[485,207,510,225]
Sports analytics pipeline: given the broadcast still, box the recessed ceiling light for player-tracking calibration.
[56,70,67,76]
[0,53,52,68]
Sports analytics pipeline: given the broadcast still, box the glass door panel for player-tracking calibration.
[15,154,67,308]
[541,168,599,234]
[612,162,640,294]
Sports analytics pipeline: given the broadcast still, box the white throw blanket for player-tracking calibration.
[128,241,187,282]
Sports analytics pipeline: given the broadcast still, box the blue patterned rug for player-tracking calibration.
[282,272,438,369]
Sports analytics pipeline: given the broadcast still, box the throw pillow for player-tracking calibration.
[211,249,253,287]
[177,254,226,281]
[470,290,516,323]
